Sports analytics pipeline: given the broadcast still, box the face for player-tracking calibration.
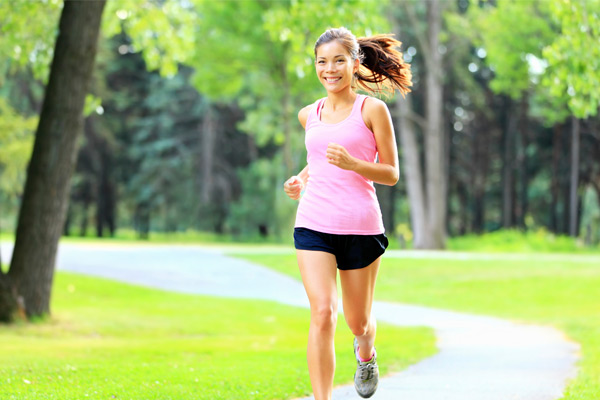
[315,40,359,93]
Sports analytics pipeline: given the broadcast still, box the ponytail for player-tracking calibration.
[314,28,412,97]
[357,35,412,97]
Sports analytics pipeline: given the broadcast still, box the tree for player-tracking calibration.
[469,0,557,229]
[0,0,106,321]
[471,0,600,238]
[395,0,447,249]
[543,0,600,236]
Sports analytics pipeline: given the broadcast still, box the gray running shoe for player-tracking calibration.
[353,338,379,398]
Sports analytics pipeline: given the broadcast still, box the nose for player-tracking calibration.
[326,61,335,72]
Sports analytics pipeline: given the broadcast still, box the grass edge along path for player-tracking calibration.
[0,271,436,400]
[232,251,600,400]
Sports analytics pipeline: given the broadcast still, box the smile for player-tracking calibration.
[324,77,341,83]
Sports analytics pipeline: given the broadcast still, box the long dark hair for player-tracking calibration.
[314,27,412,96]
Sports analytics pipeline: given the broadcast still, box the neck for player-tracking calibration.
[326,88,356,110]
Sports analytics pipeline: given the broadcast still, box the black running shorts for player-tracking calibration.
[293,227,389,270]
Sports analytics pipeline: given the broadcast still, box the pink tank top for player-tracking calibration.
[295,94,384,235]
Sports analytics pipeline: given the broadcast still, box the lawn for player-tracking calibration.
[0,272,435,400]
[233,251,600,399]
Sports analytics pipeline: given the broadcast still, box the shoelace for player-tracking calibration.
[357,361,376,380]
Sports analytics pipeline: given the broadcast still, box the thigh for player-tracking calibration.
[296,250,338,308]
[339,256,381,319]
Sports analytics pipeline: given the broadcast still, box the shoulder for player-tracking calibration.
[361,96,392,131]
[362,96,389,116]
[298,102,317,128]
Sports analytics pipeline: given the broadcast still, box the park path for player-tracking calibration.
[1,242,579,400]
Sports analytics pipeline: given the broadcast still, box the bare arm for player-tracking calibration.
[326,98,399,186]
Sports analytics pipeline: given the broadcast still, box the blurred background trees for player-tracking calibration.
[1,0,599,249]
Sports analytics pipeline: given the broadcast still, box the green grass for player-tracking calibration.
[446,228,600,253]
[0,272,435,400]
[234,251,600,399]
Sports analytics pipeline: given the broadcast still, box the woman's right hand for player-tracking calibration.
[283,176,305,200]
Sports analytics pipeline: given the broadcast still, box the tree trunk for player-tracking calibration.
[0,0,106,321]
[200,106,216,204]
[396,0,446,249]
[423,0,446,249]
[569,116,581,236]
[395,97,427,247]
[80,197,91,237]
[550,123,562,233]
[472,119,489,234]
[96,153,115,238]
[457,181,468,235]
[517,96,530,229]
[501,99,516,228]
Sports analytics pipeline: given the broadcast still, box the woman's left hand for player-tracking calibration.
[326,143,357,171]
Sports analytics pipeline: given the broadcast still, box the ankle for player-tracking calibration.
[356,346,375,362]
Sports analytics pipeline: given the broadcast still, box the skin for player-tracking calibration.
[283,39,399,400]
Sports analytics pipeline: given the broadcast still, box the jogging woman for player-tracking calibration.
[283,27,412,399]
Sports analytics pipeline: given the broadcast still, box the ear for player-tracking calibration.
[353,58,360,74]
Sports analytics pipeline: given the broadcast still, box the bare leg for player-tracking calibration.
[339,256,381,360]
[296,250,338,400]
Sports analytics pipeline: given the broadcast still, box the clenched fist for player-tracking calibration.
[284,175,305,200]
[326,143,357,171]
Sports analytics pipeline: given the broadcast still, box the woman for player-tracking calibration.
[283,27,411,399]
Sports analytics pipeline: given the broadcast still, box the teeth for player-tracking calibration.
[325,77,340,83]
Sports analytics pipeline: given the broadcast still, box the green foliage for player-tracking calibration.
[102,0,196,77]
[0,98,36,196]
[226,156,294,239]
[447,228,598,252]
[542,0,600,119]
[443,10,488,112]
[123,70,206,228]
[0,0,61,83]
[471,0,600,121]
[528,83,571,126]
[83,94,102,118]
[0,271,436,399]
[469,0,556,99]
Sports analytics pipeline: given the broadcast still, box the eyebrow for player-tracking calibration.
[317,54,346,59]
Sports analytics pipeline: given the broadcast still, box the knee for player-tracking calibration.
[311,303,337,332]
[346,315,370,337]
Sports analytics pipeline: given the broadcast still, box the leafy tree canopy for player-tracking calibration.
[542,0,600,119]
[0,0,61,83]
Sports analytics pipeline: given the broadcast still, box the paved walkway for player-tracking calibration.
[1,242,580,400]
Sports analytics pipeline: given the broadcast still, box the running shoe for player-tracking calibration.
[353,337,379,398]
